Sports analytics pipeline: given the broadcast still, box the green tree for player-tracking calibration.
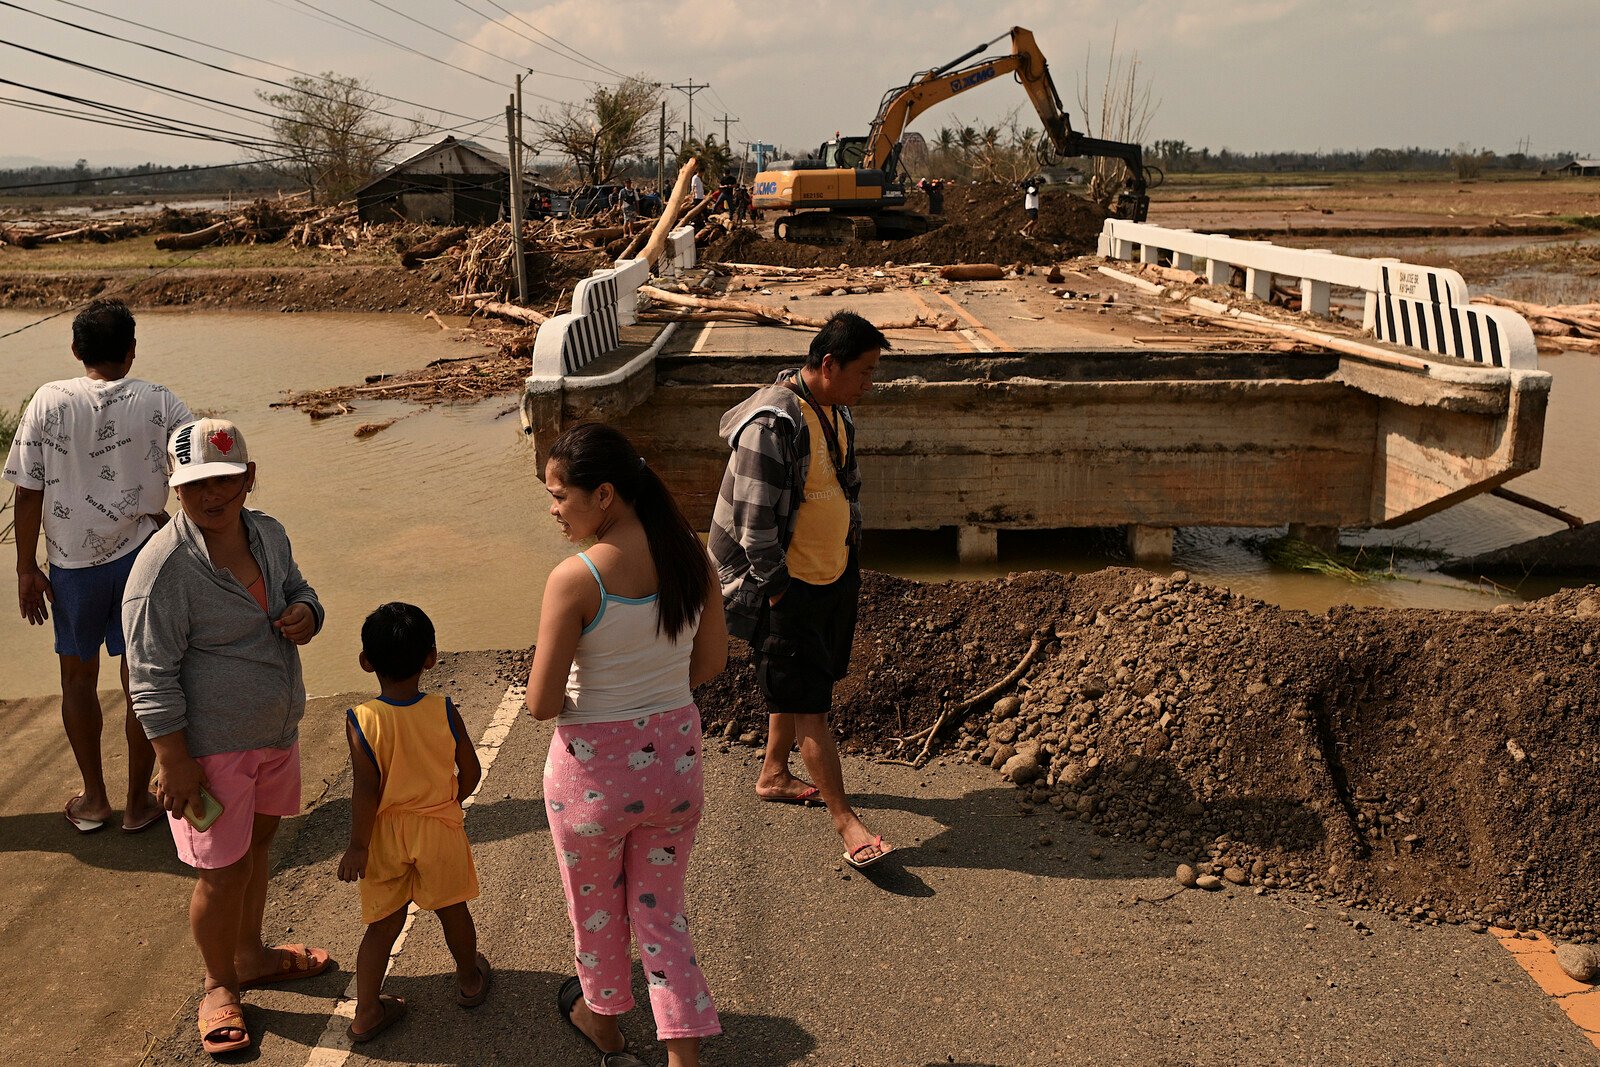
[257,73,420,202]
[676,135,734,184]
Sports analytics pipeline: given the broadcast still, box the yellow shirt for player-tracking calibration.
[786,401,850,585]
[349,693,464,825]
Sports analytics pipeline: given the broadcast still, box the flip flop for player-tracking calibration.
[64,795,107,834]
[121,809,165,833]
[457,952,492,1008]
[238,944,332,990]
[558,975,631,1057]
[347,994,406,1044]
[198,1002,250,1055]
[844,835,895,870]
[758,785,823,807]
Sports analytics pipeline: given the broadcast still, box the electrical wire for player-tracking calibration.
[357,0,601,86]
[447,0,626,83]
[3,0,470,139]
[0,155,295,192]
[40,0,485,126]
[470,0,631,81]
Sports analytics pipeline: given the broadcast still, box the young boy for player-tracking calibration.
[338,603,488,1042]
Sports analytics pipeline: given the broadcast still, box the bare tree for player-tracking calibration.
[257,73,420,203]
[532,77,661,185]
[1076,29,1158,207]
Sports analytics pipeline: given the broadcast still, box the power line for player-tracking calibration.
[275,0,563,103]
[357,0,601,86]
[447,0,626,83]
[3,0,467,139]
[41,0,485,126]
[468,0,631,81]
[0,156,295,192]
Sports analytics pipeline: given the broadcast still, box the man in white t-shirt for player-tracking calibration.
[690,170,706,202]
[1021,179,1041,236]
[4,299,192,834]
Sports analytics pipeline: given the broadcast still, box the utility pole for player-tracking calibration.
[715,113,739,151]
[505,93,528,304]
[670,80,708,144]
[657,101,666,193]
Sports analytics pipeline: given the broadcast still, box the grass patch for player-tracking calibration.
[1252,535,1441,583]
[1557,214,1600,231]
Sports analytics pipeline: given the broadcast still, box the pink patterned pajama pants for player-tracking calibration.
[543,702,721,1040]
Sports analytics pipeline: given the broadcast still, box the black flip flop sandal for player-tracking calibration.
[559,975,633,1057]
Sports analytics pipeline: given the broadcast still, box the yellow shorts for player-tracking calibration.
[359,811,480,923]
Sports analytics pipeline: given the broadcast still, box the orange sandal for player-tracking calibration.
[238,944,331,990]
[199,1003,250,1055]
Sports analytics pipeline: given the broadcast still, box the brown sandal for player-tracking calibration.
[198,1002,250,1055]
[347,994,406,1043]
[238,944,331,990]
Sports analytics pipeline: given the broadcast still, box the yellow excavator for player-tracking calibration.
[752,26,1151,242]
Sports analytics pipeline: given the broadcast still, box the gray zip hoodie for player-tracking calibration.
[122,508,324,757]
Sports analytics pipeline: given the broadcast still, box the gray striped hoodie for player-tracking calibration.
[122,508,323,757]
[708,370,860,642]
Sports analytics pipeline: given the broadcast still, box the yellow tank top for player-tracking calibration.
[786,401,850,585]
[348,693,464,824]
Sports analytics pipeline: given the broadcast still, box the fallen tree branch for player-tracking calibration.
[904,636,1045,767]
[473,299,548,326]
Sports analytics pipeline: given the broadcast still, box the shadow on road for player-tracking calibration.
[0,809,187,874]
[277,794,553,872]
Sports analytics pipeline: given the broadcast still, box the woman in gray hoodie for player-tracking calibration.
[122,418,330,1056]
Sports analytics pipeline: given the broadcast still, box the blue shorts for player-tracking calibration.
[49,543,146,659]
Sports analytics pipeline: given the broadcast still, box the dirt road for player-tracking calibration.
[3,650,1596,1066]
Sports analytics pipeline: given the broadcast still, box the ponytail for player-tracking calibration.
[547,422,710,642]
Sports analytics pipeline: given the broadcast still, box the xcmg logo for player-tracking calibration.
[754,181,778,196]
[950,66,998,94]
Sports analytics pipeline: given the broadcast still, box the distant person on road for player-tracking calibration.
[709,311,895,870]
[1021,179,1041,236]
[734,184,751,224]
[4,298,190,836]
[337,602,487,1044]
[122,418,330,1057]
[527,422,727,1067]
[690,170,706,203]
[928,178,944,215]
[615,178,640,227]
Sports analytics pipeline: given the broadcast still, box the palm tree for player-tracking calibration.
[676,135,735,184]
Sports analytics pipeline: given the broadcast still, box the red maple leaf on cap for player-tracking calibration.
[208,429,235,455]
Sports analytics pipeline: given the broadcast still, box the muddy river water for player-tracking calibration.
[2,310,1595,700]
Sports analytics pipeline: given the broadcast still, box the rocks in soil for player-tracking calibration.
[1176,864,1198,888]
[1195,874,1224,891]
[693,567,1600,940]
[1556,943,1600,983]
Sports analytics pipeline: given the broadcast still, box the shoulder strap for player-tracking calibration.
[576,551,607,600]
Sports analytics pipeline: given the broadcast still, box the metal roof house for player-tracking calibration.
[1557,159,1600,177]
[355,137,518,224]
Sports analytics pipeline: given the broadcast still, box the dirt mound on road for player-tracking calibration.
[694,569,1600,940]
[704,182,1107,268]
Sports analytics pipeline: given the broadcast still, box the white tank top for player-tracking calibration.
[560,552,697,725]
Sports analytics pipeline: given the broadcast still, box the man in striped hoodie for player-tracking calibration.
[709,311,895,869]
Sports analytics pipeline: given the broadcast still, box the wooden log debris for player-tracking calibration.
[400,226,470,268]
[155,216,244,251]
[939,263,1004,281]
[473,299,548,326]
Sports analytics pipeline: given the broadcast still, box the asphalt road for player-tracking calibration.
[3,651,1596,1067]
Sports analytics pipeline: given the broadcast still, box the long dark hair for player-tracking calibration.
[548,422,709,642]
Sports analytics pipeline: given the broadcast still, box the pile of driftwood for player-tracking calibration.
[0,219,153,248]
[1473,295,1600,352]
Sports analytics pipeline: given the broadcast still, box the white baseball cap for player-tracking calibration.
[168,418,249,487]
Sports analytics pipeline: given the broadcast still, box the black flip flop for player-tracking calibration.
[347,994,406,1044]
[558,975,632,1057]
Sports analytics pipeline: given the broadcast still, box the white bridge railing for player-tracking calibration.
[529,224,697,379]
[1099,220,1537,370]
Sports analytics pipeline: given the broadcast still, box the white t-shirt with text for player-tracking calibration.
[3,376,192,568]
[1025,186,1041,211]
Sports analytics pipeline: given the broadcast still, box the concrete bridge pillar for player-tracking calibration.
[957,525,998,564]
[1288,523,1341,554]
[1127,524,1175,563]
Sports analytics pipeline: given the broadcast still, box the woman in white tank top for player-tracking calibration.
[526,423,727,1067]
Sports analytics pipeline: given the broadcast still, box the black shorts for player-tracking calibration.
[1025,207,1039,220]
[754,554,859,715]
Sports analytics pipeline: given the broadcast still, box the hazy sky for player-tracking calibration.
[2,0,1597,169]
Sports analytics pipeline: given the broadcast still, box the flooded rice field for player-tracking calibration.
[2,309,1596,700]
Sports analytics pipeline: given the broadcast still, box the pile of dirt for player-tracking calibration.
[694,568,1600,940]
[703,183,1108,268]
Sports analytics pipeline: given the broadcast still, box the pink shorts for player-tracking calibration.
[169,742,301,870]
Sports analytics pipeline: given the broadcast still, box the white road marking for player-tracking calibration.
[959,328,995,353]
[690,319,718,354]
[300,683,527,1066]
